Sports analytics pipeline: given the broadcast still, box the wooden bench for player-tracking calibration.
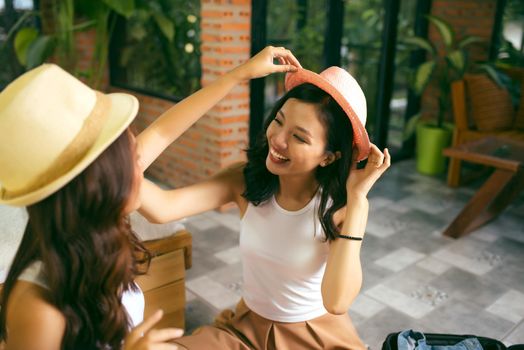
[137,229,192,329]
[448,71,524,187]
[443,137,524,238]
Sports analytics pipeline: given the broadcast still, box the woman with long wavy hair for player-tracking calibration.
[137,47,391,349]
[0,47,297,349]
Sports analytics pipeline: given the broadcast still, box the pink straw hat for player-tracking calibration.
[285,67,370,161]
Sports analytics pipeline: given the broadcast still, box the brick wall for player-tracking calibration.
[72,2,252,189]
[421,0,496,122]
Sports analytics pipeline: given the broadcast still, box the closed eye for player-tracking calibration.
[273,117,283,125]
[293,134,307,143]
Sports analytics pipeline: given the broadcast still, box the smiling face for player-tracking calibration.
[265,98,334,177]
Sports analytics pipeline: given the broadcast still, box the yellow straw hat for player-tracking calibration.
[0,64,139,206]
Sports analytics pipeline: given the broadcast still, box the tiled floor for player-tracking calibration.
[179,160,524,349]
[1,160,523,349]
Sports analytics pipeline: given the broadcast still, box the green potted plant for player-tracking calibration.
[404,15,482,175]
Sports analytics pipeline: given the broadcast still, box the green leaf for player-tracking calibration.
[427,15,454,48]
[72,20,96,32]
[3,11,35,49]
[477,63,504,87]
[14,27,38,66]
[446,50,465,73]
[129,23,147,41]
[362,9,376,21]
[458,35,484,49]
[153,13,175,42]
[404,36,436,55]
[403,113,421,141]
[26,36,55,69]
[102,0,135,18]
[413,61,436,94]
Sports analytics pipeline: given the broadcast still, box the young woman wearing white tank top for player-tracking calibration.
[137,46,390,349]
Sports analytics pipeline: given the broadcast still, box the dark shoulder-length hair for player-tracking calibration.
[243,83,354,241]
[0,129,150,349]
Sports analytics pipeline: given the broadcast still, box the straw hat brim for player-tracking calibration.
[0,92,139,207]
[285,69,370,161]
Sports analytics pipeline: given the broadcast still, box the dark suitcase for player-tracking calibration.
[382,331,507,350]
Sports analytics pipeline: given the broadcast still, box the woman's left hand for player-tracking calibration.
[346,144,390,198]
[231,46,302,81]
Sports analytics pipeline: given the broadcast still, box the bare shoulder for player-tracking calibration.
[5,281,65,350]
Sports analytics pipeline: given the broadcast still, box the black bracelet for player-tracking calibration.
[338,234,363,241]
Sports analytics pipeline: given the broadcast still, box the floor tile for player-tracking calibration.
[484,262,524,294]
[430,268,507,309]
[185,249,227,280]
[374,247,425,272]
[398,193,456,215]
[432,246,499,275]
[206,263,243,293]
[391,228,451,255]
[417,299,514,340]
[365,284,434,319]
[356,307,420,350]
[486,289,524,323]
[185,289,196,302]
[361,263,394,292]
[185,215,220,231]
[382,265,438,295]
[410,285,449,307]
[366,208,411,238]
[192,225,239,254]
[214,246,241,265]
[204,210,241,232]
[396,209,449,233]
[503,320,524,345]
[186,276,240,311]
[369,196,394,210]
[350,293,387,319]
[416,256,452,275]
[348,310,368,327]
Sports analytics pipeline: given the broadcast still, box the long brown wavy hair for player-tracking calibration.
[0,129,151,349]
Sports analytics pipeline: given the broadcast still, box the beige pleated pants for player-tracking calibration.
[174,299,366,350]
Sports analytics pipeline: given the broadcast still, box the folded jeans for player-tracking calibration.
[398,330,483,350]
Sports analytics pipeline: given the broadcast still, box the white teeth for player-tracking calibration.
[270,148,289,161]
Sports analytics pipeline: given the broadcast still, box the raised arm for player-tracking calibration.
[137,46,301,171]
[138,163,246,224]
[321,145,390,314]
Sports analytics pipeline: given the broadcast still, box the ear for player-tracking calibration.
[320,151,341,167]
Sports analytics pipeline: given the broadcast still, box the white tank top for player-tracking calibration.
[18,261,144,327]
[240,193,330,322]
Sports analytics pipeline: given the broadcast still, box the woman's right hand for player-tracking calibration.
[231,46,302,81]
[124,310,184,350]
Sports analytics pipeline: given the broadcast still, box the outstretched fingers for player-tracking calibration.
[271,46,302,70]
[381,147,391,170]
[125,310,184,349]
[366,143,385,168]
